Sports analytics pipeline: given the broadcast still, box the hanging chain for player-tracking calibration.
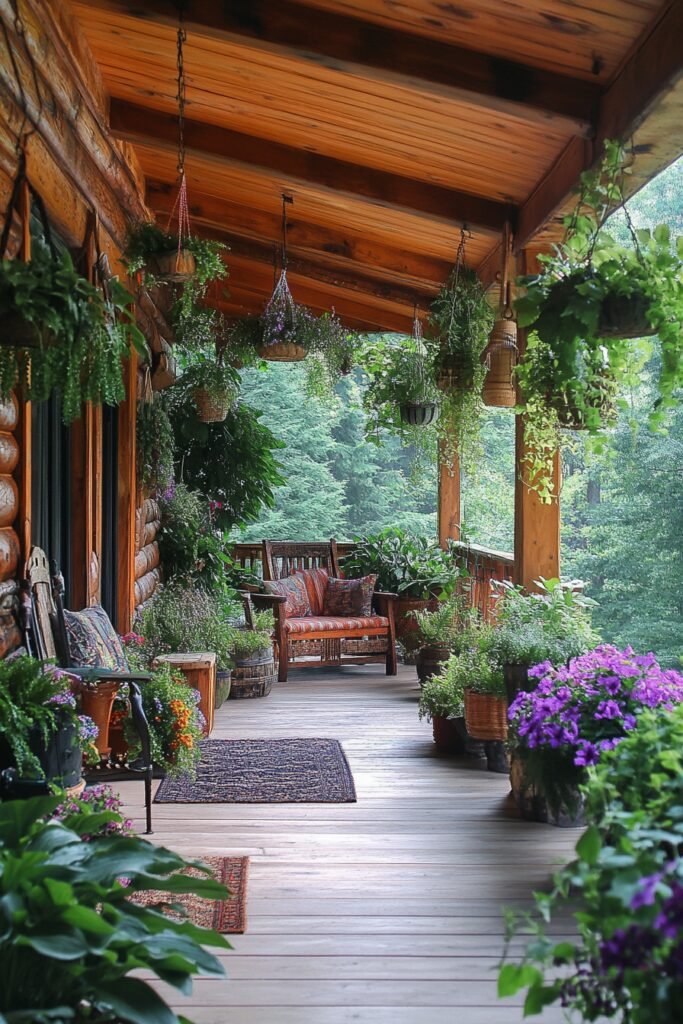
[281,193,293,270]
[175,8,187,178]
[446,226,469,340]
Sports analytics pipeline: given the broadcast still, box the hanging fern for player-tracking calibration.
[136,394,175,495]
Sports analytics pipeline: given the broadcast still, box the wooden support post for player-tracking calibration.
[437,446,460,548]
[15,178,31,564]
[116,349,138,634]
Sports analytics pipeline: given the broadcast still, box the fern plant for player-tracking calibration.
[136,394,175,494]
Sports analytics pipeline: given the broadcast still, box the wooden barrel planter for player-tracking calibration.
[464,690,508,742]
[215,668,232,708]
[230,648,276,699]
[258,342,306,362]
[432,715,467,754]
[394,597,438,654]
[415,642,451,686]
[399,402,439,427]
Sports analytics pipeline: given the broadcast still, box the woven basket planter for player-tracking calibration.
[193,388,231,423]
[0,312,41,348]
[598,293,656,340]
[150,249,196,283]
[464,689,508,741]
[258,342,307,362]
[399,402,440,427]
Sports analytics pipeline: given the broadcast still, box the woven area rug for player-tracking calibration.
[154,738,357,803]
[130,855,248,933]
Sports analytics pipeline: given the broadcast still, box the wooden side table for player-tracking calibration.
[155,652,217,736]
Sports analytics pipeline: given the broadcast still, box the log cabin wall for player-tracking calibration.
[134,496,162,615]
[0,0,150,641]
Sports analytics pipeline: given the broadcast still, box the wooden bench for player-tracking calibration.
[251,540,397,682]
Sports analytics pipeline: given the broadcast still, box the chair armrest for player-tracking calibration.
[65,666,153,685]
[373,591,398,600]
[249,592,287,606]
[373,591,397,616]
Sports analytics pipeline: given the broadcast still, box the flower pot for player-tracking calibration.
[416,643,451,686]
[193,388,231,423]
[395,597,439,654]
[150,249,196,283]
[215,668,232,708]
[510,753,585,827]
[258,342,307,362]
[482,322,517,408]
[0,312,42,348]
[0,716,82,792]
[464,690,508,742]
[399,402,440,427]
[504,663,534,705]
[598,292,657,340]
[432,715,467,754]
[80,680,120,758]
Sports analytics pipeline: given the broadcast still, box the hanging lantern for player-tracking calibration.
[482,224,518,408]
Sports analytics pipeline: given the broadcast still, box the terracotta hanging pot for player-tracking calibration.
[399,402,440,427]
[194,388,231,423]
[80,680,120,758]
[482,318,518,408]
[258,342,307,362]
[150,248,196,283]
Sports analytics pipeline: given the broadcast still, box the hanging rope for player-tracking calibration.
[280,193,293,270]
[164,3,191,262]
[447,225,470,340]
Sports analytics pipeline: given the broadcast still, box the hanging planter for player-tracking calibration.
[399,401,439,426]
[151,247,196,284]
[597,291,657,339]
[482,228,518,408]
[178,356,240,424]
[194,387,232,423]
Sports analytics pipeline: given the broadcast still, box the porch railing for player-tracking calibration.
[229,540,513,621]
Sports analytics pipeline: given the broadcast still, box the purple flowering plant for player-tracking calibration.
[52,783,133,837]
[508,644,683,817]
[500,703,683,1022]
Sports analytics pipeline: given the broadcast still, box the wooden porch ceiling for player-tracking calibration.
[70,0,683,333]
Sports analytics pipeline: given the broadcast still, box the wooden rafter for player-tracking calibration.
[111,100,515,234]
[80,0,599,133]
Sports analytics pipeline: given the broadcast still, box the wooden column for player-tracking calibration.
[437,445,460,548]
[116,349,138,634]
[15,179,31,566]
[513,324,560,590]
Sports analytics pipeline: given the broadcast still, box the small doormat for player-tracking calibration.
[154,738,357,803]
[130,855,249,933]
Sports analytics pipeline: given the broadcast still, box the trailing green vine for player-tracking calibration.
[136,394,175,495]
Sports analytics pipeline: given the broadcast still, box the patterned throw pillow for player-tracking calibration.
[323,575,377,617]
[264,574,312,618]
[63,604,129,671]
[295,567,329,616]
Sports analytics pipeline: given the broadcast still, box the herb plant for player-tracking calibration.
[0,794,228,1023]
[136,394,175,494]
[0,240,144,422]
[412,594,476,649]
[227,623,274,662]
[136,583,240,670]
[124,662,205,777]
[418,652,468,722]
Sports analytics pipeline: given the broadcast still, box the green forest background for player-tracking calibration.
[235,158,683,667]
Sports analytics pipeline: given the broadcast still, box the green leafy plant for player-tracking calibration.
[169,395,285,532]
[342,528,466,599]
[489,576,600,668]
[412,593,475,649]
[515,140,683,498]
[0,239,144,422]
[226,622,273,663]
[179,354,240,408]
[0,657,98,778]
[464,626,506,697]
[418,652,468,722]
[499,702,683,1023]
[136,395,175,494]
[136,583,240,671]
[426,264,495,472]
[123,222,227,297]
[0,794,228,1023]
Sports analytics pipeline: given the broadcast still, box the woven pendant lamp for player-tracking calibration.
[482,224,518,408]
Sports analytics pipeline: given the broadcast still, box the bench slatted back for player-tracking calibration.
[263,540,341,581]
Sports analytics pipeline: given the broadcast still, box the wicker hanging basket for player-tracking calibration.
[193,388,232,423]
[482,319,518,408]
[257,341,307,362]
[598,292,657,340]
[463,689,508,741]
[0,312,42,348]
[150,249,196,284]
[399,401,440,427]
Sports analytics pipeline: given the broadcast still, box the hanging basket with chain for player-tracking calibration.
[399,311,440,426]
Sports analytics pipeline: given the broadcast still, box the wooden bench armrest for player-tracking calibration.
[373,591,398,601]
[65,666,153,683]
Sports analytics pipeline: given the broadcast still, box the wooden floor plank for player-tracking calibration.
[116,664,577,1022]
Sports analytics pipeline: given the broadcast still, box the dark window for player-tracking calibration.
[31,395,72,601]
[101,403,118,622]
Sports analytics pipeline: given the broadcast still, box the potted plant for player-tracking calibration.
[0,794,228,1022]
[507,644,683,825]
[0,238,145,423]
[425,250,494,473]
[0,657,98,796]
[342,528,467,651]
[227,610,276,699]
[123,221,227,292]
[179,355,240,423]
[515,141,683,498]
[418,653,467,753]
[490,577,600,703]
[136,393,175,494]
[462,627,508,744]
[122,661,204,778]
[412,594,476,685]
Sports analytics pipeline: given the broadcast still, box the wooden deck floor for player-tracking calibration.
[116,664,579,1023]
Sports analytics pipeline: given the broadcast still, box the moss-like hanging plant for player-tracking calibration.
[0,238,144,423]
[136,394,175,495]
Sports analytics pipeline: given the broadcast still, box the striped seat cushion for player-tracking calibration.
[285,615,389,634]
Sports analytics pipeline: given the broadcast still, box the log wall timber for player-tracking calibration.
[0,394,21,587]
[134,497,161,614]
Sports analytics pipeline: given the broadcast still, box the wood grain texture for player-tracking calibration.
[113,664,577,1022]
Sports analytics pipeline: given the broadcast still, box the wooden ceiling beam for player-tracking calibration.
[147,180,453,289]
[88,0,598,133]
[112,100,514,234]
[515,1,683,251]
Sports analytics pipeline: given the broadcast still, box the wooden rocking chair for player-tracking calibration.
[22,547,155,834]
